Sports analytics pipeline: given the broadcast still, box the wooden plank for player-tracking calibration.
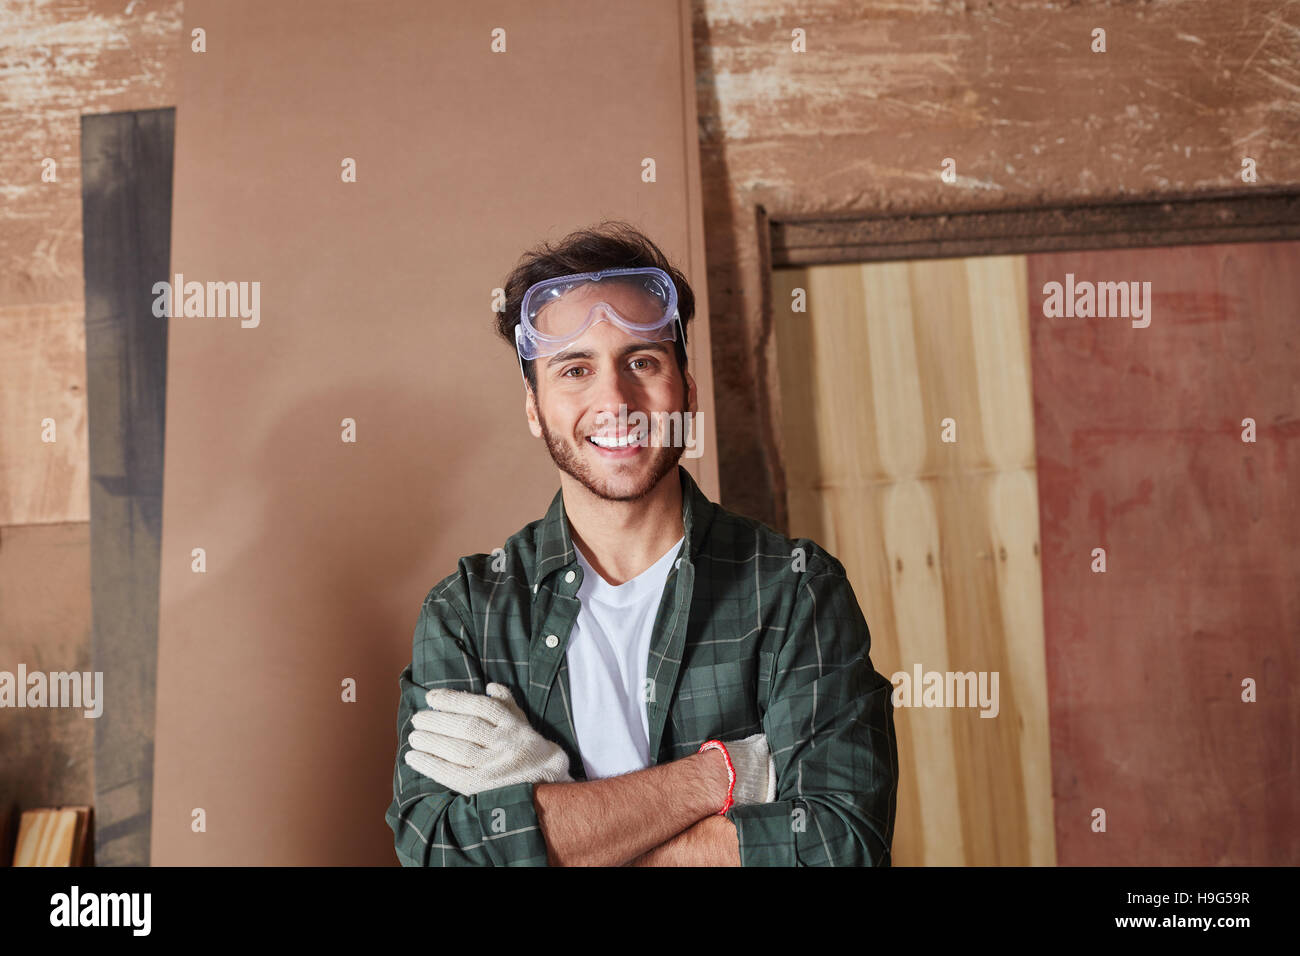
[769,190,1300,266]
[13,807,92,866]
[79,108,175,868]
[772,255,1056,865]
[1027,240,1300,865]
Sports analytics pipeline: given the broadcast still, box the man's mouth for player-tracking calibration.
[586,427,648,449]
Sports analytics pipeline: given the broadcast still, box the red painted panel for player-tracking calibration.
[1028,240,1300,865]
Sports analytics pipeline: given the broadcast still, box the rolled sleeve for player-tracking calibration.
[730,556,898,866]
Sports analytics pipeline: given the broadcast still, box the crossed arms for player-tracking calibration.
[385,560,898,867]
[385,658,741,866]
[533,752,741,866]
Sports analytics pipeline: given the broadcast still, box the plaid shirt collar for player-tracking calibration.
[532,464,717,590]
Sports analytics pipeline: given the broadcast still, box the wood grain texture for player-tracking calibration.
[691,0,1300,527]
[13,806,91,866]
[772,255,1055,865]
[0,0,182,526]
[1027,240,1300,865]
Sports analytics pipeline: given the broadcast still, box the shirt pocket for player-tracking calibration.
[670,660,760,742]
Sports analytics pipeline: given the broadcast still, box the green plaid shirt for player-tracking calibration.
[386,465,898,866]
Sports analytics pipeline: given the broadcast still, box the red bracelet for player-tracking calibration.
[697,739,736,815]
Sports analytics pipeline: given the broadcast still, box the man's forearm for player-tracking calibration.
[533,750,729,866]
[624,813,741,866]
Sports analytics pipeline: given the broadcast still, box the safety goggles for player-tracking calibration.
[514,266,684,381]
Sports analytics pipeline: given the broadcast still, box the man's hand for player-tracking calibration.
[404,683,573,794]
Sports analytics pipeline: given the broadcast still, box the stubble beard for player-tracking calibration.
[537,404,686,503]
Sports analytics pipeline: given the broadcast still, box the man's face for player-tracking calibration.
[524,280,697,502]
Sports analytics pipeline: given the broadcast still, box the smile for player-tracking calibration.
[587,428,648,449]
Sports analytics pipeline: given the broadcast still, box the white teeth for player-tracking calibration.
[589,430,644,448]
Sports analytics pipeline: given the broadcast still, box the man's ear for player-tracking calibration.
[685,370,698,415]
[524,382,543,438]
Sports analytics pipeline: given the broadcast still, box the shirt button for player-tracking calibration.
[564,570,576,584]
[545,634,559,648]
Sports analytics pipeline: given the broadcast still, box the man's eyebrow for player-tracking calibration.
[545,341,670,369]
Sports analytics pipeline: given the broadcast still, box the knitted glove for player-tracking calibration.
[405,682,573,794]
[727,732,778,805]
[699,732,777,812]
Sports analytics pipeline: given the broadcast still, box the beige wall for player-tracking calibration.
[149,0,714,864]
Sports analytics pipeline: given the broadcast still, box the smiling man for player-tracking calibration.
[385,221,898,866]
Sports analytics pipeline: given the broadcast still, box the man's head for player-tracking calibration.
[495,221,697,502]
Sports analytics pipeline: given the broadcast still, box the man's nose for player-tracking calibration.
[593,360,633,408]
[591,354,645,416]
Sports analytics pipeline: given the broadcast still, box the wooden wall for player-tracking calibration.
[773,257,1054,865]
[774,242,1299,865]
[1028,241,1299,865]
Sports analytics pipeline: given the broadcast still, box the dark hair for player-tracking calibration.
[495,220,695,392]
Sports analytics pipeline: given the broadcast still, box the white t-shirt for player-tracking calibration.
[567,534,685,780]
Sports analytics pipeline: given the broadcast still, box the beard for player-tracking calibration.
[536,403,687,503]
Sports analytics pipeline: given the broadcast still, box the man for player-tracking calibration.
[385,221,898,866]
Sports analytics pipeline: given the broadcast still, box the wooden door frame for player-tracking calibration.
[754,187,1300,530]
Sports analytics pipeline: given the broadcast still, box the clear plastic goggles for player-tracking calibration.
[514,266,683,379]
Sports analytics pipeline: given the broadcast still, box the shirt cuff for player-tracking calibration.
[724,799,800,867]
[474,780,550,867]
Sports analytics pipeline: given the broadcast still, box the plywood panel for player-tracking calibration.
[773,255,1055,865]
[1028,240,1300,865]
[151,0,716,865]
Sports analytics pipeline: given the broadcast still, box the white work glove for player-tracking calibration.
[701,732,777,809]
[405,682,573,794]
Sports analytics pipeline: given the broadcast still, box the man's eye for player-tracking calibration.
[630,357,657,371]
[562,367,587,378]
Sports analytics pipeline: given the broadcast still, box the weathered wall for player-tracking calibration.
[1,0,180,526]
[692,0,1300,526]
[8,0,1298,555]
[1,0,180,853]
